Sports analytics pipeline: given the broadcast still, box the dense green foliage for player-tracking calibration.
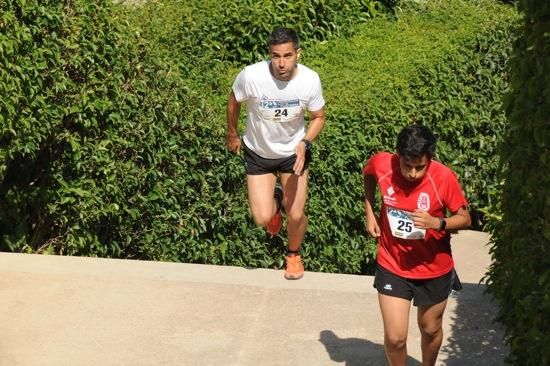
[485,0,550,364]
[1,0,518,275]
[0,0,195,257]
[301,0,518,271]
[0,0,383,265]
[123,0,384,66]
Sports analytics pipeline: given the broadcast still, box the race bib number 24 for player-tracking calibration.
[259,98,302,123]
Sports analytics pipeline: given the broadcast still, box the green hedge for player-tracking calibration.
[300,0,518,272]
[1,0,519,275]
[486,0,550,364]
[0,0,196,257]
[0,0,383,264]
[121,0,385,66]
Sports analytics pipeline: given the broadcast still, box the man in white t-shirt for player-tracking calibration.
[226,27,326,280]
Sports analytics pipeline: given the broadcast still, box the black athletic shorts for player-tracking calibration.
[374,264,462,307]
[243,142,311,175]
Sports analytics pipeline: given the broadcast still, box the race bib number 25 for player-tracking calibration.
[386,207,426,240]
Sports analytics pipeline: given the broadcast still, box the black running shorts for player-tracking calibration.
[374,264,462,307]
[243,142,311,175]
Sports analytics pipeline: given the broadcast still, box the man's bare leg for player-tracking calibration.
[280,170,308,252]
[246,173,278,226]
[417,300,447,366]
[378,294,411,366]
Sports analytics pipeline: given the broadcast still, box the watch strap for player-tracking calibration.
[438,217,447,231]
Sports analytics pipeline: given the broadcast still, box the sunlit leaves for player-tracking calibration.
[486,0,550,363]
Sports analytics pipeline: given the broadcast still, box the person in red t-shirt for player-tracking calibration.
[363,124,471,366]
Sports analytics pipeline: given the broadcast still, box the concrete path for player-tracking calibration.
[0,230,507,365]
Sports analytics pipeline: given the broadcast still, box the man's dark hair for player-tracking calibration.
[396,124,437,159]
[268,27,300,49]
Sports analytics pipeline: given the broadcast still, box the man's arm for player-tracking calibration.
[443,206,471,230]
[412,206,471,231]
[364,174,381,237]
[303,107,325,143]
[293,107,325,175]
[226,91,241,155]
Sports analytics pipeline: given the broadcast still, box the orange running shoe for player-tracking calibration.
[265,185,283,237]
[265,210,282,236]
[284,254,304,280]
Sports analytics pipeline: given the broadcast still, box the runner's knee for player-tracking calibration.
[252,211,275,226]
[384,333,407,350]
[286,210,306,225]
[419,323,442,340]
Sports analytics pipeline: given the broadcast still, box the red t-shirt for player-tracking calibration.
[363,152,468,279]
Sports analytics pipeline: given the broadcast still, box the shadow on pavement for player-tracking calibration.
[319,330,421,366]
[440,283,508,365]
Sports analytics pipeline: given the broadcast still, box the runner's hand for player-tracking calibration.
[365,217,381,238]
[226,134,241,155]
[412,210,439,229]
[293,142,307,175]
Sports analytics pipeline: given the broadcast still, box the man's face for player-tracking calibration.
[269,42,301,81]
[399,154,430,183]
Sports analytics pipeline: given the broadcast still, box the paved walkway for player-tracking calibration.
[0,230,507,365]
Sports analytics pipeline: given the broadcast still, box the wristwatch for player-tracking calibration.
[301,138,312,150]
[438,217,447,231]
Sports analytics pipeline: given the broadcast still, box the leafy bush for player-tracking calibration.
[1,0,519,276]
[122,0,384,65]
[1,0,142,253]
[0,0,197,257]
[299,0,518,272]
[485,0,550,364]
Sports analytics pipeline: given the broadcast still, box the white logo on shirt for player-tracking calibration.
[258,95,300,109]
[417,192,430,211]
[383,186,397,205]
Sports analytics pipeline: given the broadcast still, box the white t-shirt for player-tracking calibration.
[232,61,325,159]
